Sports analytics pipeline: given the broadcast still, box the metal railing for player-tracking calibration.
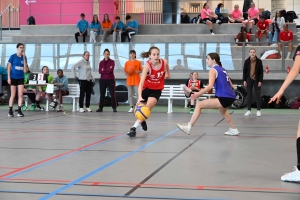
[0,3,12,40]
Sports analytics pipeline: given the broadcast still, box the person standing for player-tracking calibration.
[75,13,88,43]
[243,48,263,117]
[124,50,142,112]
[7,43,28,117]
[96,49,117,112]
[72,51,94,112]
[90,14,100,43]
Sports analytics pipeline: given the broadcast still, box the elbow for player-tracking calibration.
[206,85,214,90]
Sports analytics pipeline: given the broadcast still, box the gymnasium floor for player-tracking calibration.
[0,104,299,200]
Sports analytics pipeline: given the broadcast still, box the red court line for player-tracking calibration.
[0,134,119,179]
[0,136,108,141]
[4,178,300,193]
[0,166,20,170]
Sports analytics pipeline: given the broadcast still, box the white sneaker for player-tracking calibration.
[177,122,192,135]
[244,110,251,116]
[256,110,261,117]
[86,108,92,112]
[211,32,215,35]
[128,107,134,113]
[224,128,240,136]
[281,166,300,182]
[79,108,85,113]
[270,43,278,47]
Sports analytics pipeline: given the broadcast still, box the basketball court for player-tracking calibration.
[0,105,299,200]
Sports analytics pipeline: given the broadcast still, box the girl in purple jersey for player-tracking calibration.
[177,53,239,136]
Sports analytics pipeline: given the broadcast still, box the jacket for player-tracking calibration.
[243,56,263,83]
[99,58,115,80]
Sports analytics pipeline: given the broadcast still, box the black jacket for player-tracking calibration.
[243,56,263,83]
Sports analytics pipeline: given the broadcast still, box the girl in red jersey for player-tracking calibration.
[127,46,171,137]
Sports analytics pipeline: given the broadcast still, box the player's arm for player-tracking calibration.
[192,69,216,99]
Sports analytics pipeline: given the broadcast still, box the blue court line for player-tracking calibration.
[39,129,179,199]
[0,189,229,200]
[0,135,124,181]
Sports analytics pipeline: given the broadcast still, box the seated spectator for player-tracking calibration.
[215,3,226,24]
[242,2,259,33]
[112,16,125,42]
[181,8,190,23]
[255,15,269,45]
[90,14,100,43]
[183,71,204,114]
[0,65,8,97]
[121,15,138,42]
[173,59,186,70]
[229,5,244,23]
[75,13,88,43]
[50,69,69,111]
[235,27,251,46]
[35,66,54,110]
[101,14,112,43]
[209,11,222,24]
[269,11,285,46]
[22,65,37,111]
[278,24,293,59]
[201,3,218,35]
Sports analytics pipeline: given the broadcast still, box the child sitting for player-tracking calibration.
[255,15,269,45]
[50,69,69,111]
[235,27,251,46]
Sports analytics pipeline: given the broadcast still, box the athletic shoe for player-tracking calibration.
[49,101,56,107]
[224,128,240,136]
[127,127,136,137]
[244,110,251,116]
[256,110,261,117]
[8,110,14,117]
[113,108,117,112]
[190,108,194,114]
[86,108,92,112]
[270,43,278,47]
[17,111,24,117]
[22,105,28,111]
[281,166,300,182]
[96,108,103,112]
[211,32,215,35]
[30,104,36,111]
[79,108,85,113]
[128,107,134,113]
[141,121,147,131]
[36,105,45,111]
[57,105,63,111]
[177,122,192,135]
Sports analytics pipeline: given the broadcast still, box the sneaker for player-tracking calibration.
[49,101,56,108]
[224,128,240,136]
[79,108,85,113]
[30,104,36,111]
[211,32,215,35]
[96,108,103,112]
[127,127,136,137]
[281,166,300,182]
[190,108,194,114]
[270,43,278,47]
[128,107,134,113]
[57,105,63,111]
[256,110,261,117]
[8,110,14,117]
[141,121,147,131]
[244,110,251,116]
[17,111,24,117]
[22,105,28,111]
[86,107,92,112]
[36,105,45,111]
[177,122,192,135]
[113,108,117,112]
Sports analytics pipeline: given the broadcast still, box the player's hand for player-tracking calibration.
[269,90,284,104]
[136,97,145,106]
[7,78,11,85]
[191,92,200,100]
[258,82,262,87]
[243,81,247,87]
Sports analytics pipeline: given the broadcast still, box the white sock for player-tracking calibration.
[133,121,140,128]
[256,38,259,42]
[286,52,291,59]
[235,39,239,42]
[280,51,282,57]
[245,39,249,42]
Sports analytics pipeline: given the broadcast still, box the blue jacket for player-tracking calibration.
[90,21,101,35]
[77,20,88,33]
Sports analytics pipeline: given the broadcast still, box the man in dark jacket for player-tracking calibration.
[243,48,263,117]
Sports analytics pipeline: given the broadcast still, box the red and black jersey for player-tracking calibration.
[143,59,166,90]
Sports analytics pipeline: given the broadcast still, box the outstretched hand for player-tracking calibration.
[269,90,284,104]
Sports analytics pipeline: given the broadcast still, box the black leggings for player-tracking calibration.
[79,80,92,108]
[23,92,36,104]
[246,76,261,110]
[99,79,117,109]
[75,32,87,43]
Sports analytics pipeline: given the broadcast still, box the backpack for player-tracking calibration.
[262,10,271,19]
[285,11,298,22]
[27,16,36,25]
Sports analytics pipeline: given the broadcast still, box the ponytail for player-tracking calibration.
[207,52,222,66]
[140,46,160,59]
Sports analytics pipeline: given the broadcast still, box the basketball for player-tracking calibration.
[134,105,151,121]
[125,66,135,75]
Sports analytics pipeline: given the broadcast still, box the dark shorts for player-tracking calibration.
[185,90,198,98]
[202,18,211,24]
[10,78,24,86]
[253,18,258,25]
[141,88,162,102]
[217,97,235,108]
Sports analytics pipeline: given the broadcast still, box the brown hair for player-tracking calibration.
[103,14,110,23]
[140,46,160,59]
[207,53,222,67]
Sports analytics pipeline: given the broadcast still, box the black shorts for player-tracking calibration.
[185,90,198,98]
[10,78,24,86]
[141,88,162,102]
[217,97,235,108]
[253,18,258,25]
[202,18,211,24]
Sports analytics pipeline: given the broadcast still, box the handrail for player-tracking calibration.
[0,3,13,41]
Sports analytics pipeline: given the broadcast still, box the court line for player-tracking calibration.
[125,133,206,196]
[39,129,179,199]
[0,166,20,170]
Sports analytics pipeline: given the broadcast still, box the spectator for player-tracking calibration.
[124,50,142,113]
[50,69,69,111]
[35,66,54,111]
[22,65,36,111]
[121,15,138,42]
[255,15,269,45]
[112,16,125,42]
[181,8,190,23]
[96,49,117,112]
[173,59,186,70]
[201,3,218,35]
[243,48,263,117]
[269,11,285,46]
[90,14,100,43]
[0,65,8,97]
[7,43,28,117]
[242,2,259,33]
[183,71,204,114]
[75,13,88,43]
[215,3,223,16]
[100,14,112,43]
[278,24,293,59]
[72,51,94,113]
[229,5,244,23]
[235,26,250,46]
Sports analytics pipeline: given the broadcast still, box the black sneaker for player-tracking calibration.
[141,121,147,131]
[37,105,45,111]
[127,127,136,137]
[113,108,117,112]
[8,110,14,117]
[96,108,103,112]
[17,111,24,117]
